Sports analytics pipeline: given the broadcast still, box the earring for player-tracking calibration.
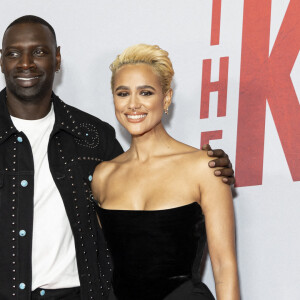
[164,108,169,115]
[56,68,60,73]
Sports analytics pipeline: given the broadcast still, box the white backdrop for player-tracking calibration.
[1,1,299,299]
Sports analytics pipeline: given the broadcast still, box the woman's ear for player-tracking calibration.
[163,88,173,111]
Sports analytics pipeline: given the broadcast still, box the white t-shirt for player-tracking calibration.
[11,104,80,290]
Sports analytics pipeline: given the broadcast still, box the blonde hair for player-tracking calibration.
[110,44,174,94]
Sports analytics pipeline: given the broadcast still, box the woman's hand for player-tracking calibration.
[202,144,235,185]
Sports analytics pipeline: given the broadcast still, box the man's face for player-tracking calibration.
[0,23,61,100]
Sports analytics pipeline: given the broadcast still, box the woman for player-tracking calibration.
[92,44,240,300]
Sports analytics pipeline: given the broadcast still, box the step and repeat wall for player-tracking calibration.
[1,1,299,299]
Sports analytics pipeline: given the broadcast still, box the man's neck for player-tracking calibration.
[6,89,52,120]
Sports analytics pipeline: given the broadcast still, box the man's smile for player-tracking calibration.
[14,75,41,88]
[16,76,39,81]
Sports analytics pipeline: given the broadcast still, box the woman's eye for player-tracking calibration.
[141,90,153,96]
[117,92,129,97]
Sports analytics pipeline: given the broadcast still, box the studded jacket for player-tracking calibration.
[0,88,123,300]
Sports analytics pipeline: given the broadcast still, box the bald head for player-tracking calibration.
[3,15,57,47]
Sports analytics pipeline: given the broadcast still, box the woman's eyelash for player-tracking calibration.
[141,91,153,96]
[117,92,129,97]
[116,90,153,96]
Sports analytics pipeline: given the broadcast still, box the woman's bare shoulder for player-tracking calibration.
[93,160,114,177]
[92,160,119,202]
[92,161,113,192]
[174,146,222,186]
[176,144,211,165]
[190,149,214,167]
[93,151,130,185]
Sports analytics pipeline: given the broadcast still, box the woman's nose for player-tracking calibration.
[128,93,141,109]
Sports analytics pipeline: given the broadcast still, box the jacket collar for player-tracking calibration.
[0,89,18,144]
[51,92,86,139]
[0,88,84,145]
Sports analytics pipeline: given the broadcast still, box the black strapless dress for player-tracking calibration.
[96,202,215,300]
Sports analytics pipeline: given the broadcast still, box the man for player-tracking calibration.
[0,16,234,300]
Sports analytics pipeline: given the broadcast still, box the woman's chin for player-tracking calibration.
[121,123,145,136]
[126,127,151,137]
[129,130,147,137]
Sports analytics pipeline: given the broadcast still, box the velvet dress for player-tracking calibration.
[96,202,215,300]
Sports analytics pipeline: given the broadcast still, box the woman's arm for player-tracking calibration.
[199,155,240,300]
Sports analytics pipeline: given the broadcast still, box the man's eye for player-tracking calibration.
[117,92,129,97]
[141,90,153,96]
[34,49,45,56]
[6,52,19,58]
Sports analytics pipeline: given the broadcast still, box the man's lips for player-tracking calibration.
[16,76,39,81]
[14,75,41,88]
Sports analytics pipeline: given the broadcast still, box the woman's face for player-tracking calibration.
[113,63,171,136]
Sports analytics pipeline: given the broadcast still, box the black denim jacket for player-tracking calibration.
[0,88,123,300]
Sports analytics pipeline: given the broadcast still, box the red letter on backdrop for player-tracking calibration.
[200,57,229,119]
[235,0,300,187]
[201,130,223,148]
[211,0,222,45]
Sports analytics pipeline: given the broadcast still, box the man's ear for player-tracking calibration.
[0,50,3,73]
[55,46,61,72]
[163,88,173,111]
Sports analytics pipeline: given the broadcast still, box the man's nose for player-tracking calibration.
[17,54,36,70]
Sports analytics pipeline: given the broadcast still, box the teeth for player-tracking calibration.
[17,77,38,81]
[126,114,147,120]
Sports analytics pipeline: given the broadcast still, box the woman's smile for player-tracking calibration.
[125,113,148,122]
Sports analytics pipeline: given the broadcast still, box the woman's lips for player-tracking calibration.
[125,113,147,123]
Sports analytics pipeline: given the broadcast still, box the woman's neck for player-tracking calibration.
[128,122,175,162]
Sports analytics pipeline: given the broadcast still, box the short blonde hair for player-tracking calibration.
[110,44,174,94]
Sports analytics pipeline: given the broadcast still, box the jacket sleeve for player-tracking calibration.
[102,123,124,161]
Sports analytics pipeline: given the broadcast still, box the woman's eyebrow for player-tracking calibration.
[137,85,156,91]
[115,86,130,92]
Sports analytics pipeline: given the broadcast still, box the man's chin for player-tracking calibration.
[11,86,45,101]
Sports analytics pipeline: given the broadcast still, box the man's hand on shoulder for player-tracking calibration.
[201,144,235,185]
